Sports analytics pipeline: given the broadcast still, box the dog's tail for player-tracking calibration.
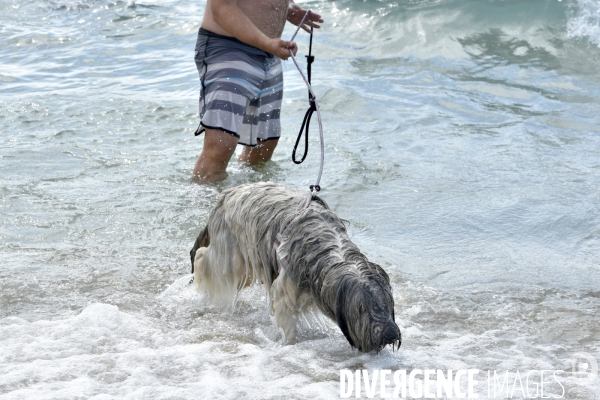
[190,225,210,274]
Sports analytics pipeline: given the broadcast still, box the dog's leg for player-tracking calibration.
[270,270,312,344]
[193,228,253,305]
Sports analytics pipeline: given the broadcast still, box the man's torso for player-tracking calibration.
[202,0,290,39]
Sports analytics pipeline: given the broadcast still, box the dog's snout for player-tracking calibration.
[382,323,401,345]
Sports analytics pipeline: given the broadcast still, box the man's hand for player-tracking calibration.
[287,3,324,33]
[265,38,298,60]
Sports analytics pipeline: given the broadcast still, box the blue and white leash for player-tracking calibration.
[288,10,325,197]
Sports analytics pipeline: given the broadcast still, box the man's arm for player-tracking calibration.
[211,0,297,59]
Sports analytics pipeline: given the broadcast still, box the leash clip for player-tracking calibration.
[310,184,321,197]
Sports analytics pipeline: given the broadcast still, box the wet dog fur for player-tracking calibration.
[190,182,401,353]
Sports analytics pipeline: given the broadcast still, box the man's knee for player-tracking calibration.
[202,129,239,160]
[239,138,279,163]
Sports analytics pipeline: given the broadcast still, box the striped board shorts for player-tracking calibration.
[194,28,283,146]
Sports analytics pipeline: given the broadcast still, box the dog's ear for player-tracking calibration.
[190,226,210,273]
[335,281,355,349]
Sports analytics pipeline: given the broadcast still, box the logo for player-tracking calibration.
[571,352,598,386]
[339,353,598,399]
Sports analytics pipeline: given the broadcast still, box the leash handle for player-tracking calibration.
[292,103,314,164]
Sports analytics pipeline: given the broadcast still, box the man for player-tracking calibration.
[192,0,323,183]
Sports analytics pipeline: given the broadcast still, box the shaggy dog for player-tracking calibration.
[190,182,401,353]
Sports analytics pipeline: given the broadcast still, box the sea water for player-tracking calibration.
[1,0,599,398]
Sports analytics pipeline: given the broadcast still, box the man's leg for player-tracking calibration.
[238,138,279,164]
[193,128,239,183]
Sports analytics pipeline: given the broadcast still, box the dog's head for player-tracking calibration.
[330,261,401,353]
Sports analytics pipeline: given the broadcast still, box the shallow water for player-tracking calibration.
[1,0,599,398]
